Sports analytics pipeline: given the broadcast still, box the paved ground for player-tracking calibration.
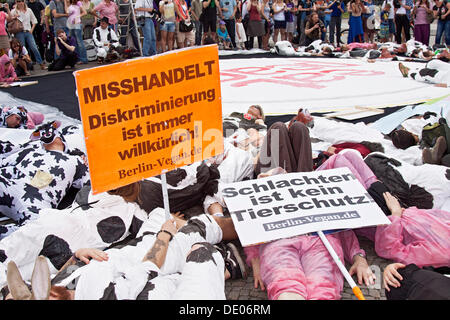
[225,236,394,300]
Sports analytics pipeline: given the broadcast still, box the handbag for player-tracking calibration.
[7,18,24,35]
[426,11,434,24]
[179,20,194,32]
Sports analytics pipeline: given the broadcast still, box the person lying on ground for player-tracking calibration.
[389,110,450,166]
[398,59,450,87]
[0,106,44,129]
[383,263,450,300]
[374,192,450,269]
[4,210,246,300]
[0,121,90,239]
[243,165,375,300]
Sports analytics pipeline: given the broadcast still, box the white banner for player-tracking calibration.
[222,167,391,247]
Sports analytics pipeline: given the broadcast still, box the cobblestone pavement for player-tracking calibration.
[225,237,394,300]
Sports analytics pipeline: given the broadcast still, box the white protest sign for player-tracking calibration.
[222,167,391,247]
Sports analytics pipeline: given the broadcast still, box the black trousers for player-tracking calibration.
[47,53,78,71]
[223,18,236,47]
[386,264,450,300]
[395,14,410,44]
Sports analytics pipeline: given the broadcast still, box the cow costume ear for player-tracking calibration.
[52,120,62,129]
[30,130,42,141]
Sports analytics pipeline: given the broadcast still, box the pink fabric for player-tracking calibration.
[316,151,378,189]
[94,1,118,25]
[0,12,7,36]
[0,54,17,83]
[375,207,450,268]
[26,111,45,129]
[331,142,371,158]
[348,42,375,50]
[258,230,364,300]
[414,2,431,25]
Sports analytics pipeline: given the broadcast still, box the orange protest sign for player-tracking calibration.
[74,45,224,194]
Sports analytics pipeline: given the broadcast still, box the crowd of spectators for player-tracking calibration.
[0,0,448,80]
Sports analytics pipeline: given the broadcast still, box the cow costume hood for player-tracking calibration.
[0,106,28,129]
[30,120,69,152]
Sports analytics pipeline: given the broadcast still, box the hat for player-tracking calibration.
[100,17,109,24]
[219,20,226,25]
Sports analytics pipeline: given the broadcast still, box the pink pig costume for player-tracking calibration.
[375,207,450,268]
[244,151,375,300]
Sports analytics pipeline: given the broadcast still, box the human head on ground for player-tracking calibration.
[247,105,265,120]
[30,120,67,151]
[107,181,141,203]
[100,17,110,29]
[2,106,28,128]
[390,129,418,149]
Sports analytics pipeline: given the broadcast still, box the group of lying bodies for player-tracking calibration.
[275,38,449,61]
[0,103,449,300]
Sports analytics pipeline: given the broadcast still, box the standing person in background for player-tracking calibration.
[190,0,203,45]
[159,0,176,51]
[347,0,365,43]
[260,0,271,50]
[362,0,375,43]
[0,2,12,56]
[135,0,157,56]
[432,0,450,46]
[412,0,432,46]
[27,0,45,63]
[246,0,264,48]
[382,0,396,42]
[49,0,69,37]
[81,0,96,39]
[219,0,237,48]
[201,0,221,44]
[10,0,46,69]
[327,0,345,47]
[66,0,88,64]
[394,0,414,44]
[285,0,296,44]
[118,0,140,50]
[272,0,287,43]
[296,0,312,46]
[379,2,391,42]
[175,0,195,48]
[93,0,119,32]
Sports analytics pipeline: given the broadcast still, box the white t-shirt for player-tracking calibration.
[11,8,38,32]
[8,47,29,59]
[135,0,154,18]
[382,0,395,19]
[273,3,286,21]
[396,0,407,14]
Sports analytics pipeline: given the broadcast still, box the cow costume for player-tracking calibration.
[0,121,90,239]
[0,188,149,289]
[54,212,225,300]
[0,106,45,129]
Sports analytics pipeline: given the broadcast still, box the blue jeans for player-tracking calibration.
[142,18,157,56]
[15,31,43,64]
[69,28,88,63]
[435,20,450,46]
